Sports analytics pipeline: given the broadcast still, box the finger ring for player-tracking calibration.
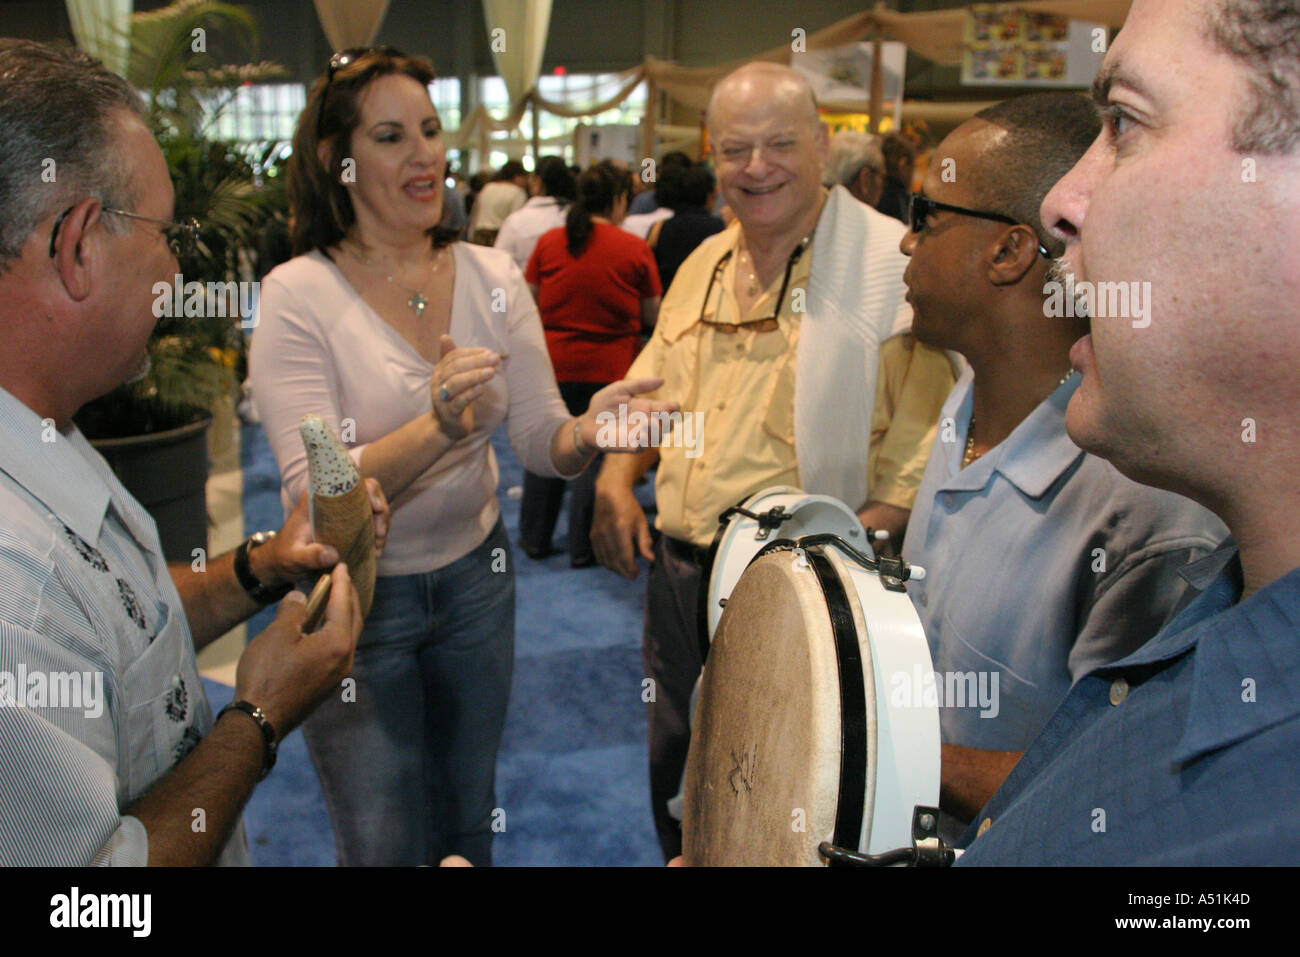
[439,385,451,402]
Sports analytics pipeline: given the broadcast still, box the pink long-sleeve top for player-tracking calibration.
[249,243,573,576]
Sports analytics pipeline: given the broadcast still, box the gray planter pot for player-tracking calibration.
[92,415,212,563]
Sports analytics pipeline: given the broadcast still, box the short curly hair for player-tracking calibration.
[0,40,144,272]
[1204,0,1300,153]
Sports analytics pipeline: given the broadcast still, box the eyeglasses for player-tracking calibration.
[909,192,1050,259]
[697,241,808,334]
[48,204,201,259]
[315,46,407,138]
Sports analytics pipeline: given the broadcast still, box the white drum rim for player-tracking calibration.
[700,485,865,648]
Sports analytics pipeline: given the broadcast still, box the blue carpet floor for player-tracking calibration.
[210,421,662,866]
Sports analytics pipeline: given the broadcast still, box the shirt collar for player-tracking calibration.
[0,384,111,546]
[936,369,1085,497]
[1084,540,1300,767]
[1178,536,1240,591]
[1174,558,1300,765]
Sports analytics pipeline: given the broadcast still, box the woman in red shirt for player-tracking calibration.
[522,162,662,565]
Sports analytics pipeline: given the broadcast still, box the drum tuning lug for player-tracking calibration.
[816,806,957,867]
[876,556,911,592]
[909,805,956,866]
[753,505,789,541]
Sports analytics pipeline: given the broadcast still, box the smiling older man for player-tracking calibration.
[591,61,956,860]
[953,0,1300,865]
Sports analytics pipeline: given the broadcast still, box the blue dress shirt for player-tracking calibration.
[957,541,1300,865]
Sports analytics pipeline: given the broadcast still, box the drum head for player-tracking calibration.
[704,487,866,643]
[684,549,872,865]
[683,545,939,866]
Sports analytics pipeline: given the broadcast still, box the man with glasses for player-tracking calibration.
[0,40,388,866]
[896,91,1225,845]
[591,61,955,860]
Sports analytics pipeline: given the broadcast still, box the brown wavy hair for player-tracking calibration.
[287,48,458,255]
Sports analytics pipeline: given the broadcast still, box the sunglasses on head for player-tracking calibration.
[909,192,1050,259]
[315,46,407,137]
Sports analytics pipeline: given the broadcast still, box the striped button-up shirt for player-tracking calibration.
[0,385,248,865]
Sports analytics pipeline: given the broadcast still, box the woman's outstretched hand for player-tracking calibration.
[577,378,680,453]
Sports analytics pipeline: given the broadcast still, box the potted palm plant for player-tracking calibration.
[73,0,287,561]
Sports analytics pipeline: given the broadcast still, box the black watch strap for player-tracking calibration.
[218,700,278,780]
[233,533,292,604]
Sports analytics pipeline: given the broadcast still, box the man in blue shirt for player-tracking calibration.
[899,92,1226,843]
[955,0,1300,864]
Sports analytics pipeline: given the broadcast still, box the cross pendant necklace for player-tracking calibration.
[346,241,444,317]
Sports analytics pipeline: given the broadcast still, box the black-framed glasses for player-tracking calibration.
[697,240,808,334]
[48,204,201,259]
[909,192,1050,259]
[315,46,407,137]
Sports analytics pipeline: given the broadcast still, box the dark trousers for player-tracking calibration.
[642,533,708,862]
[519,381,605,564]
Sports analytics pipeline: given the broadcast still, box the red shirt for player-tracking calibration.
[526,222,661,383]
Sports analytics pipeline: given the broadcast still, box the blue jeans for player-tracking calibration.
[301,519,514,866]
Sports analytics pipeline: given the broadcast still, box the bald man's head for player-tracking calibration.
[706,62,820,137]
[706,62,829,239]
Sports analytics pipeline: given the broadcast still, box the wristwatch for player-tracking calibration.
[233,531,293,604]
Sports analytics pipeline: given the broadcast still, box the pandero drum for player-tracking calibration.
[683,488,951,866]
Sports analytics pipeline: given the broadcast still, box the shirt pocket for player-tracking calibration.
[121,601,185,799]
[934,603,1046,751]
[758,331,797,447]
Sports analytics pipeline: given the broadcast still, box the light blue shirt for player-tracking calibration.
[0,384,248,865]
[901,368,1226,752]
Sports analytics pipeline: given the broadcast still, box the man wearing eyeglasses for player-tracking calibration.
[896,91,1226,846]
[591,61,956,860]
[0,40,389,866]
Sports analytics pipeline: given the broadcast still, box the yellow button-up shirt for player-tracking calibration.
[628,223,954,546]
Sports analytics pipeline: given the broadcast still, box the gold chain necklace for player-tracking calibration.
[962,368,1077,470]
[346,242,447,317]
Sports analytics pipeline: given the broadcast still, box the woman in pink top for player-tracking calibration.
[249,48,671,866]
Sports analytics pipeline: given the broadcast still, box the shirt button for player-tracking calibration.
[716,401,726,411]
[1109,677,1129,706]
[919,592,928,608]
[941,493,954,509]
[977,818,993,837]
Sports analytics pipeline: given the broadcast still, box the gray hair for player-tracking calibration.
[1204,0,1300,153]
[0,40,144,273]
[823,130,884,188]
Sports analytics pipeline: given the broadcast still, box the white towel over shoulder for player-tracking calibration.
[796,185,912,507]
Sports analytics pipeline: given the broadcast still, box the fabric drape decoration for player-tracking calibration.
[482,0,553,106]
[312,0,390,51]
[65,0,133,76]
[447,0,1131,154]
